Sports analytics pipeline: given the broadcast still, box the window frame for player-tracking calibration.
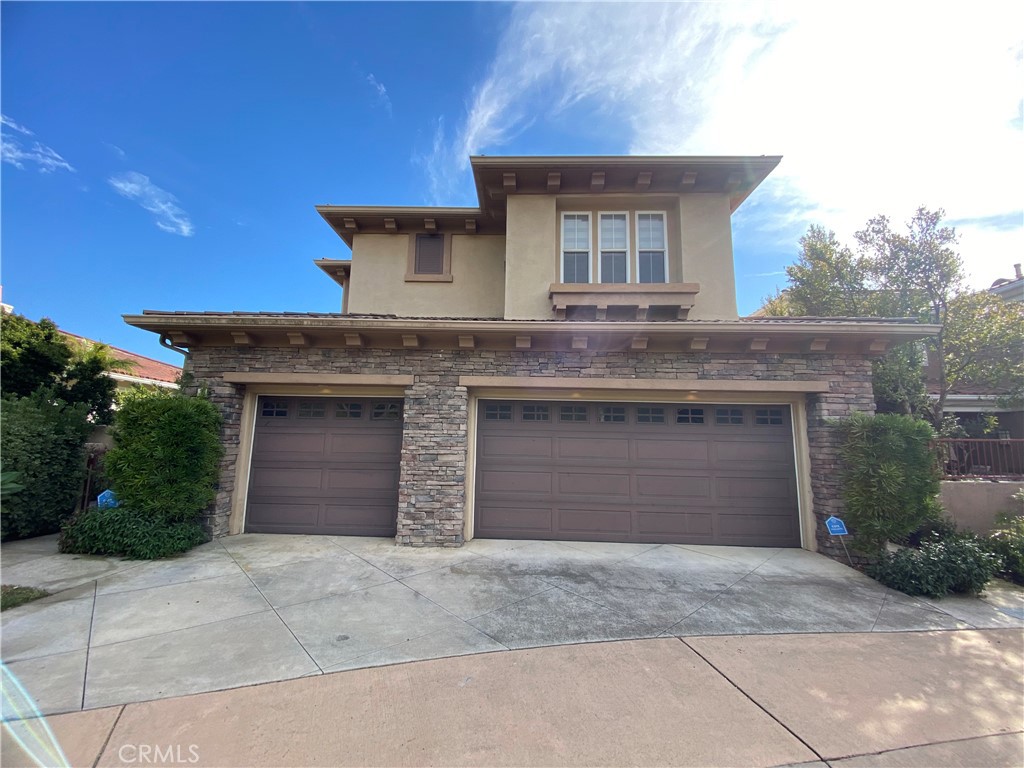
[635,211,668,285]
[560,212,592,283]
[597,211,630,284]
[406,233,453,282]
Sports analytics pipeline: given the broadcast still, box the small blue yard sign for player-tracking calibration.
[825,515,848,536]
[97,490,119,509]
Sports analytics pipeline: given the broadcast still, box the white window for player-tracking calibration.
[636,212,667,284]
[561,213,591,283]
[598,213,628,284]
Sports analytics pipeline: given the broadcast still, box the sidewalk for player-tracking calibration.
[3,629,1022,767]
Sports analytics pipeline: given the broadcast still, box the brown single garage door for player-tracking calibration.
[245,396,402,535]
[475,400,800,547]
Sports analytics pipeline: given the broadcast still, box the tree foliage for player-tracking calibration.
[0,310,124,423]
[762,207,1021,424]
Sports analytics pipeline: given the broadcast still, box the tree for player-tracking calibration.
[0,310,124,423]
[760,207,1020,425]
[0,312,72,399]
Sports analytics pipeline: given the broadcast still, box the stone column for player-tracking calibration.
[396,379,468,546]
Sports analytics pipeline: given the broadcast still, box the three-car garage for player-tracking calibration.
[243,394,801,548]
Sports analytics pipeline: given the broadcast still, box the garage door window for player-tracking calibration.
[522,404,550,421]
[598,406,626,423]
[336,402,363,419]
[715,408,744,425]
[372,402,402,421]
[261,400,288,417]
[484,403,513,421]
[755,408,785,425]
[676,407,704,424]
[297,401,326,419]
[560,405,588,422]
[636,406,665,424]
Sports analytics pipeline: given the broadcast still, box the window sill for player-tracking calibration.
[404,273,454,283]
[549,282,701,320]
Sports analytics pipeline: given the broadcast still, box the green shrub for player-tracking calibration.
[897,513,959,548]
[0,395,90,540]
[59,505,206,559]
[60,389,221,559]
[834,412,942,553]
[103,389,222,523]
[986,511,1024,584]
[869,534,1001,597]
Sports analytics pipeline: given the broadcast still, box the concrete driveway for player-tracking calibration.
[2,533,1022,720]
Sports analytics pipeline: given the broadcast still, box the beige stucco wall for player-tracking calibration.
[503,195,558,320]
[347,234,505,318]
[940,480,1024,534]
[679,194,738,320]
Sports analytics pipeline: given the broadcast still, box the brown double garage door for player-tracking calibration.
[475,400,801,547]
[245,396,800,547]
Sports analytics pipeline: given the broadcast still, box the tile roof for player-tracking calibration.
[139,310,925,325]
[61,331,181,384]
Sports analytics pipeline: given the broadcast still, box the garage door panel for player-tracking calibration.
[475,400,799,547]
[558,508,631,534]
[481,435,554,458]
[636,510,714,537]
[557,472,631,497]
[251,467,323,492]
[327,433,401,457]
[476,505,553,532]
[716,476,794,501]
[325,468,399,491]
[254,432,326,457]
[479,469,553,494]
[246,502,319,530]
[557,437,630,461]
[246,397,401,536]
[714,440,793,464]
[635,439,709,463]
[635,473,711,499]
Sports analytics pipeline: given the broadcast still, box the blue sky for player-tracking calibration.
[2,2,1021,365]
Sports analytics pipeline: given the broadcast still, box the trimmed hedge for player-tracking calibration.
[834,413,942,554]
[60,389,221,559]
[1,395,90,540]
[868,534,1000,598]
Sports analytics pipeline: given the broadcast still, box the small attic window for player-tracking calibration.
[406,233,453,282]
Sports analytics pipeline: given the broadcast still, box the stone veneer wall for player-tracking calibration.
[185,347,875,557]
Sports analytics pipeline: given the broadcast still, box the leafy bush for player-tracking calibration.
[897,512,959,549]
[986,510,1024,584]
[59,505,206,559]
[60,389,220,559]
[0,395,90,540]
[869,534,1001,598]
[834,412,942,553]
[103,389,222,523]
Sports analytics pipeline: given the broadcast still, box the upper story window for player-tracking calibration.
[637,213,667,284]
[599,213,628,284]
[561,213,591,283]
[406,233,453,282]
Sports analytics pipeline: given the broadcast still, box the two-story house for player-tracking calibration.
[125,155,939,559]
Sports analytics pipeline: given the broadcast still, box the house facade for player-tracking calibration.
[125,155,938,559]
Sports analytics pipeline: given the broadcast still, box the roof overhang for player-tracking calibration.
[316,154,782,245]
[124,312,939,357]
[314,259,351,288]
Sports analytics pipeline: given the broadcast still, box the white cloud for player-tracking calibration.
[1,115,75,173]
[426,1,1023,287]
[108,171,194,237]
[367,73,393,117]
[1,114,34,135]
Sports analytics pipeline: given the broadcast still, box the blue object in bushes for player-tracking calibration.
[96,490,119,509]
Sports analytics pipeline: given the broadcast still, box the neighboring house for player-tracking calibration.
[60,331,181,393]
[933,263,1023,440]
[125,155,937,560]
